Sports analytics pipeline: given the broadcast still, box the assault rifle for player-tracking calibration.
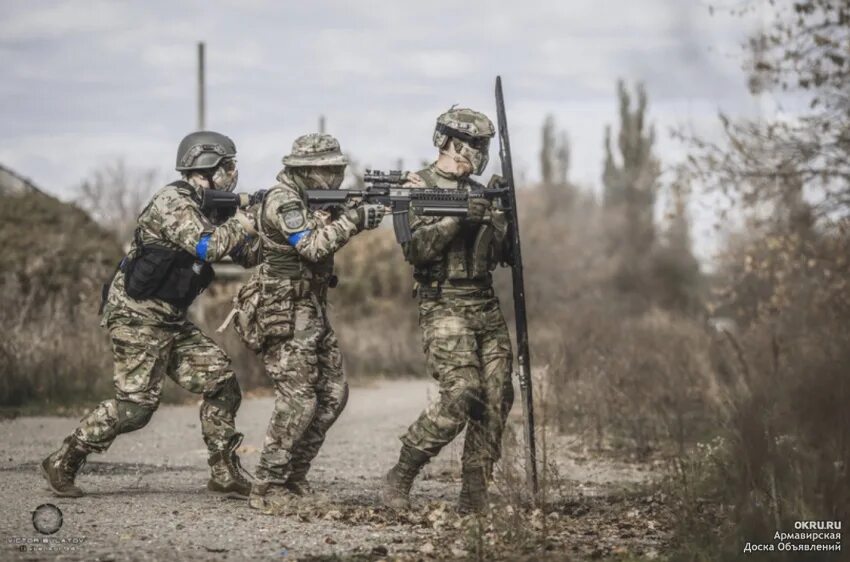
[304,172,510,244]
[201,182,509,245]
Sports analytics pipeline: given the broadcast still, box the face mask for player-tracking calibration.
[289,166,345,190]
[211,159,238,192]
[451,138,490,175]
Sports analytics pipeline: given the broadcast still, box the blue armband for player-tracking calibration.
[196,234,212,261]
[287,229,311,246]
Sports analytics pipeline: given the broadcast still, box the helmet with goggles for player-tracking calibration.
[432,107,495,174]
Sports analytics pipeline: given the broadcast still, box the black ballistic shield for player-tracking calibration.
[496,75,539,497]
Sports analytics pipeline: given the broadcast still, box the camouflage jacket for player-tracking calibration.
[403,163,508,290]
[255,172,359,288]
[102,178,257,326]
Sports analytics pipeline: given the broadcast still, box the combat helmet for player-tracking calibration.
[282,133,349,167]
[433,107,495,174]
[175,131,237,172]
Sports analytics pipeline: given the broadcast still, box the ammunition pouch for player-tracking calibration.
[470,225,495,279]
[414,223,496,288]
[122,244,214,309]
[230,277,263,351]
[256,279,296,343]
[413,261,447,287]
[228,272,333,351]
[415,284,442,300]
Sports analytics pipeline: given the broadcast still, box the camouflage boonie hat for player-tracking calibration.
[282,133,349,167]
[432,107,495,149]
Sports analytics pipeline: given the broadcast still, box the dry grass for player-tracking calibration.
[0,191,121,409]
[664,225,850,559]
[0,282,114,409]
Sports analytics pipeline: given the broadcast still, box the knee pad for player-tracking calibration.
[114,400,156,434]
[204,376,242,414]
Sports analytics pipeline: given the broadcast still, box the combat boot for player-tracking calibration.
[248,481,292,513]
[382,445,430,510]
[41,435,89,498]
[284,463,314,496]
[207,432,252,498]
[458,466,489,513]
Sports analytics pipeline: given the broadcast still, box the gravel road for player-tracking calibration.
[1,379,666,561]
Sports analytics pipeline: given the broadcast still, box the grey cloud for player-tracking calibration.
[0,0,761,222]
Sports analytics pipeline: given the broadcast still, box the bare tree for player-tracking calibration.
[75,159,158,242]
[688,0,850,225]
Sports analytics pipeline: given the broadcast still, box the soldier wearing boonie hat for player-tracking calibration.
[241,133,386,511]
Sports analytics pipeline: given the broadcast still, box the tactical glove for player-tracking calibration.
[345,204,386,231]
[249,189,268,207]
[467,197,491,223]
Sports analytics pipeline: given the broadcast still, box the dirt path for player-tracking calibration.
[0,379,671,560]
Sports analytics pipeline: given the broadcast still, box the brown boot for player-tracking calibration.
[41,435,89,498]
[458,466,489,513]
[382,445,430,510]
[248,481,292,513]
[207,433,252,498]
[284,463,314,496]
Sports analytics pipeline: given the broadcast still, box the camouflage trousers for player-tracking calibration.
[402,294,514,471]
[255,294,348,483]
[74,319,242,456]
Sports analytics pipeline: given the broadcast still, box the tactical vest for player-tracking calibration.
[120,181,214,309]
[412,167,497,287]
[257,182,335,284]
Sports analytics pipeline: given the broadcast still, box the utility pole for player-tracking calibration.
[197,42,206,130]
[318,115,326,134]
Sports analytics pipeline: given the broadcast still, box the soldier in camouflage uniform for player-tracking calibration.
[244,133,386,511]
[41,131,259,498]
[383,108,514,513]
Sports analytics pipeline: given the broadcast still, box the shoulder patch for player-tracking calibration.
[281,208,306,230]
[278,200,302,213]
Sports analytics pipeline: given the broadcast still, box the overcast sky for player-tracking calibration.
[0,1,767,259]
